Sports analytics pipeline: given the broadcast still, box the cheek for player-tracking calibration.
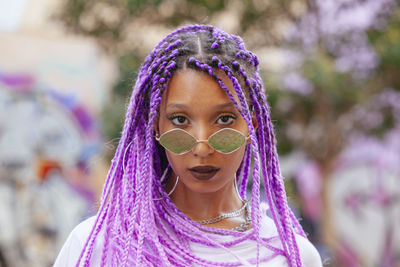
[165,151,185,173]
[237,146,247,164]
[223,146,247,172]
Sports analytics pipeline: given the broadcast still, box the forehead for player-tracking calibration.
[161,69,241,108]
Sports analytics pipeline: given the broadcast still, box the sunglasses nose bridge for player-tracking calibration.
[187,127,211,143]
[190,131,215,156]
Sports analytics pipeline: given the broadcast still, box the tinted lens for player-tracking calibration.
[209,128,246,153]
[159,129,197,154]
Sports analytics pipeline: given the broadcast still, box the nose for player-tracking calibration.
[191,128,214,157]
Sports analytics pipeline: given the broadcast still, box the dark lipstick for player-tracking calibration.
[188,166,220,181]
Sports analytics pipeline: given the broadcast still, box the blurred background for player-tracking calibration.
[0,0,399,266]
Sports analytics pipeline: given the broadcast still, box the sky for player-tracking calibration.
[0,0,28,32]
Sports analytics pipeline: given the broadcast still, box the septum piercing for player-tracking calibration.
[123,139,178,200]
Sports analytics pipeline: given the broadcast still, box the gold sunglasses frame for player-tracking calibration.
[155,128,250,155]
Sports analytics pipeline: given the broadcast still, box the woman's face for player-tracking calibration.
[157,68,250,194]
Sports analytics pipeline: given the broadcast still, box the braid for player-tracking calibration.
[230,55,304,266]
[237,145,251,199]
[77,24,306,267]
[246,72,304,266]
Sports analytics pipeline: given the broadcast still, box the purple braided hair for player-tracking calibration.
[76,24,306,267]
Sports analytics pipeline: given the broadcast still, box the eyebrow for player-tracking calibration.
[166,102,236,110]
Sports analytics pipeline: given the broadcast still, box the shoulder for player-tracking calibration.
[260,211,322,267]
[53,216,97,267]
[295,234,323,267]
[71,216,97,240]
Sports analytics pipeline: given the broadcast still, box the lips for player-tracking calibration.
[188,166,220,181]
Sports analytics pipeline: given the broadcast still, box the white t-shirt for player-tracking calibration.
[54,214,322,266]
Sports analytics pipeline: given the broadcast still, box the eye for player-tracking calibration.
[217,115,236,125]
[169,115,188,126]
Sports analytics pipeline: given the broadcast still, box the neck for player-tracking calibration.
[166,175,243,222]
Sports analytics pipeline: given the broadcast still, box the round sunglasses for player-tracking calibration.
[156,128,249,155]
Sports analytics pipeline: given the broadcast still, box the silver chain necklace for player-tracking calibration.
[231,204,251,232]
[196,201,249,225]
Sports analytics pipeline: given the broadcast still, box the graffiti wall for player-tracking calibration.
[0,73,104,266]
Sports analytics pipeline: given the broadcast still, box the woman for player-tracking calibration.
[54,24,322,266]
